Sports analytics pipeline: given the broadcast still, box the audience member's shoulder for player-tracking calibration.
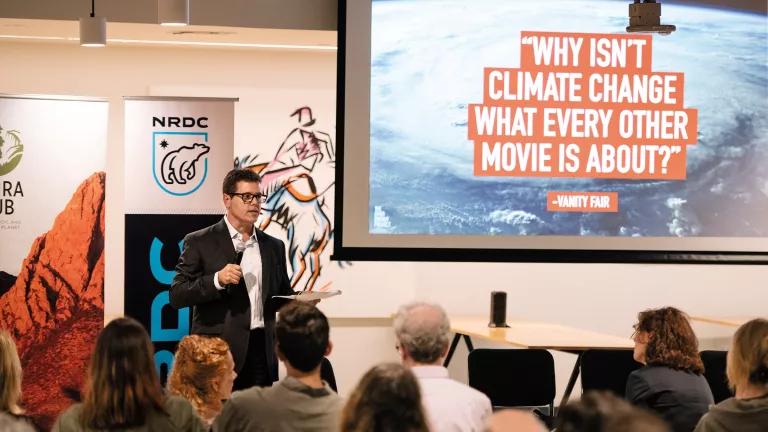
[229,385,271,407]
[695,395,768,432]
[464,380,492,402]
[440,376,491,407]
[164,394,206,431]
[213,386,275,431]
[694,409,719,432]
[52,403,84,431]
[631,364,673,381]
[0,412,36,432]
[165,393,197,412]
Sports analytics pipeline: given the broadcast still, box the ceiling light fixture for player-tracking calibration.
[158,0,190,26]
[79,0,106,47]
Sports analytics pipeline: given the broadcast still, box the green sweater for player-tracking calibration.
[213,376,343,432]
[694,394,768,432]
[52,395,206,432]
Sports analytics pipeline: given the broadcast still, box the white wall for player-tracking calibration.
[1,39,765,400]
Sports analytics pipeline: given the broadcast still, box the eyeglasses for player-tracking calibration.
[228,192,267,204]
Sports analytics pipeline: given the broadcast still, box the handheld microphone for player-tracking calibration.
[227,244,245,290]
[234,248,244,265]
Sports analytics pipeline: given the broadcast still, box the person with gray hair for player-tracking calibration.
[394,302,492,432]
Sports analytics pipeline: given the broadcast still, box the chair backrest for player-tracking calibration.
[580,349,642,397]
[468,349,555,407]
[320,357,338,392]
[700,350,732,403]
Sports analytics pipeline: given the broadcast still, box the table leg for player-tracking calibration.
[463,334,474,351]
[443,333,476,367]
[443,333,462,367]
[558,351,583,410]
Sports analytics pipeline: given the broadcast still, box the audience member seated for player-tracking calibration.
[485,409,547,432]
[167,335,236,427]
[694,318,768,432]
[626,307,714,432]
[394,302,492,432]
[558,390,670,432]
[52,317,205,432]
[340,362,430,432]
[0,331,34,431]
[213,302,342,431]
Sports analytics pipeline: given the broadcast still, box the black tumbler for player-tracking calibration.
[488,291,509,328]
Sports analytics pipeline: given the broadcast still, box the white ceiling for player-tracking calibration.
[0,18,336,50]
[0,0,337,31]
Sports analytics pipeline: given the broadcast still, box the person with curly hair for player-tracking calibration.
[626,307,714,432]
[167,335,237,426]
[694,318,768,432]
[340,363,430,432]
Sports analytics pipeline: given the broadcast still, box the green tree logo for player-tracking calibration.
[0,124,23,176]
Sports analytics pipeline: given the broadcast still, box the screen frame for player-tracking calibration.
[332,0,768,264]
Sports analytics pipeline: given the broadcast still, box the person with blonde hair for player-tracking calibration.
[0,331,24,416]
[0,331,34,431]
[341,363,430,432]
[694,318,768,432]
[53,317,204,431]
[167,335,236,426]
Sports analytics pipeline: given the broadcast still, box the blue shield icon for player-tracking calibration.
[152,131,209,196]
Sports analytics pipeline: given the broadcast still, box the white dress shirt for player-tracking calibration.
[213,215,264,329]
[412,365,492,432]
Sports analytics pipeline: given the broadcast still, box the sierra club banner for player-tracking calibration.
[0,95,107,430]
[123,97,235,382]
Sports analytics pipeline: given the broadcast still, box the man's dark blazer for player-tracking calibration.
[170,218,293,381]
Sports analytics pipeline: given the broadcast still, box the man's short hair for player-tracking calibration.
[222,169,261,194]
[393,302,451,364]
[276,302,330,372]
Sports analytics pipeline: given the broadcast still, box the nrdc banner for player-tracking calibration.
[0,95,107,430]
[123,97,235,382]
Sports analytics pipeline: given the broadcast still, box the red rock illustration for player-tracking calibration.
[0,172,105,430]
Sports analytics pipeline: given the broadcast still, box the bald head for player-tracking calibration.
[394,302,451,365]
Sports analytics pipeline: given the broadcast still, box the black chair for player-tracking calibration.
[320,357,338,392]
[468,349,556,415]
[580,349,642,397]
[700,350,732,403]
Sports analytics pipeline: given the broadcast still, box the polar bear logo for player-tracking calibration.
[160,143,210,185]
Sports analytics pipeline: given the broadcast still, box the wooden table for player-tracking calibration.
[689,315,759,328]
[445,318,634,409]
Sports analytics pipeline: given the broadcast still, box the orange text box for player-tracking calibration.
[467,103,698,146]
[520,31,652,73]
[473,142,687,180]
[547,191,618,212]
[482,69,684,108]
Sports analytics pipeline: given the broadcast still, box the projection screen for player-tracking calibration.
[334,0,768,263]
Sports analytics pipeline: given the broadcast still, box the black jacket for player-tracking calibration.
[170,218,293,379]
[627,365,715,432]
